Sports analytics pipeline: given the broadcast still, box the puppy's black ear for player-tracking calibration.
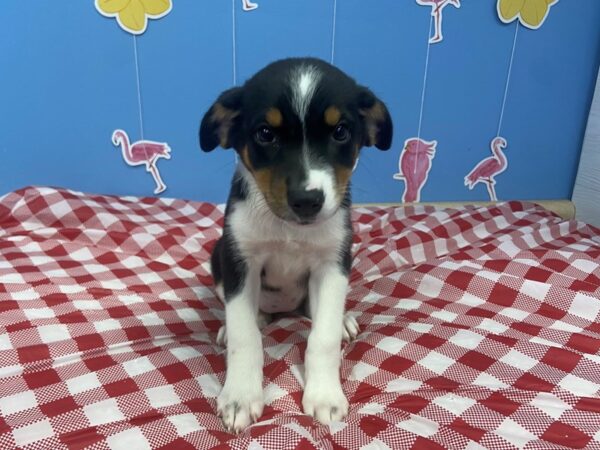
[199,87,243,152]
[357,87,393,150]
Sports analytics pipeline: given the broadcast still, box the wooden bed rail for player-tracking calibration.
[354,200,576,221]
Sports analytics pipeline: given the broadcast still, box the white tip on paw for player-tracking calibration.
[342,313,360,341]
[215,284,225,302]
[302,380,349,425]
[217,325,227,346]
[217,384,264,433]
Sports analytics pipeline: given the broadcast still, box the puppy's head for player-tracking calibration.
[200,58,392,225]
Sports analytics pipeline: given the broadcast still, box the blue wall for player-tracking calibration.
[1,1,599,203]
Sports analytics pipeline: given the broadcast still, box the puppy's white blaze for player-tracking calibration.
[305,169,337,217]
[304,169,328,191]
[298,73,313,97]
[291,66,321,123]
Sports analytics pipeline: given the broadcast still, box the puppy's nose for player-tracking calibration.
[287,189,324,220]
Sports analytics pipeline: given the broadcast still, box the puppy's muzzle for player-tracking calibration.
[287,188,324,222]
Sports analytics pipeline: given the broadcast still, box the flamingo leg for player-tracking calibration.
[486,181,497,202]
[430,8,443,43]
[148,163,167,194]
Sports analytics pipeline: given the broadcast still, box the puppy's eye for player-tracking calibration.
[332,124,350,143]
[255,126,276,145]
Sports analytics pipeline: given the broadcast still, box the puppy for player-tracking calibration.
[199,57,392,432]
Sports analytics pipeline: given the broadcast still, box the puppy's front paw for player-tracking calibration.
[217,383,264,433]
[302,380,349,424]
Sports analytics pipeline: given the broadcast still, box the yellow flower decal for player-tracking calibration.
[497,0,558,29]
[95,0,172,35]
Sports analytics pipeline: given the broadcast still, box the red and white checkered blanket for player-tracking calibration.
[1,187,600,450]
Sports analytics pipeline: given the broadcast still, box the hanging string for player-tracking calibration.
[414,15,434,174]
[330,0,338,64]
[232,0,237,85]
[497,22,519,137]
[133,35,146,141]
[231,0,239,163]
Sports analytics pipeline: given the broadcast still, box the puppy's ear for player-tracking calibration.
[357,87,393,150]
[199,87,243,152]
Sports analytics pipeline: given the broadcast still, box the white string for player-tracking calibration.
[497,22,519,137]
[232,0,237,85]
[416,16,433,143]
[133,35,145,141]
[232,0,238,162]
[414,15,433,174]
[330,0,338,64]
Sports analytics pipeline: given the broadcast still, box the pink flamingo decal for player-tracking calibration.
[242,0,258,11]
[416,0,461,43]
[112,130,171,195]
[464,136,508,201]
[393,138,437,203]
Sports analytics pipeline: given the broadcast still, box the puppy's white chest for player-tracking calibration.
[229,200,347,314]
[258,242,314,314]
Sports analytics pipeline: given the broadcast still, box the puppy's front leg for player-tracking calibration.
[302,264,349,424]
[217,264,264,433]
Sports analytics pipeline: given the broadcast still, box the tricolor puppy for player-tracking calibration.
[199,57,392,432]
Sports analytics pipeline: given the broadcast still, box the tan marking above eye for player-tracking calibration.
[324,106,342,126]
[265,107,283,127]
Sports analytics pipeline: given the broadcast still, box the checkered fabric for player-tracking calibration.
[1,186,600,450]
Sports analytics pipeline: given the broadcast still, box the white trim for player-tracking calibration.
[572,70,600,227]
